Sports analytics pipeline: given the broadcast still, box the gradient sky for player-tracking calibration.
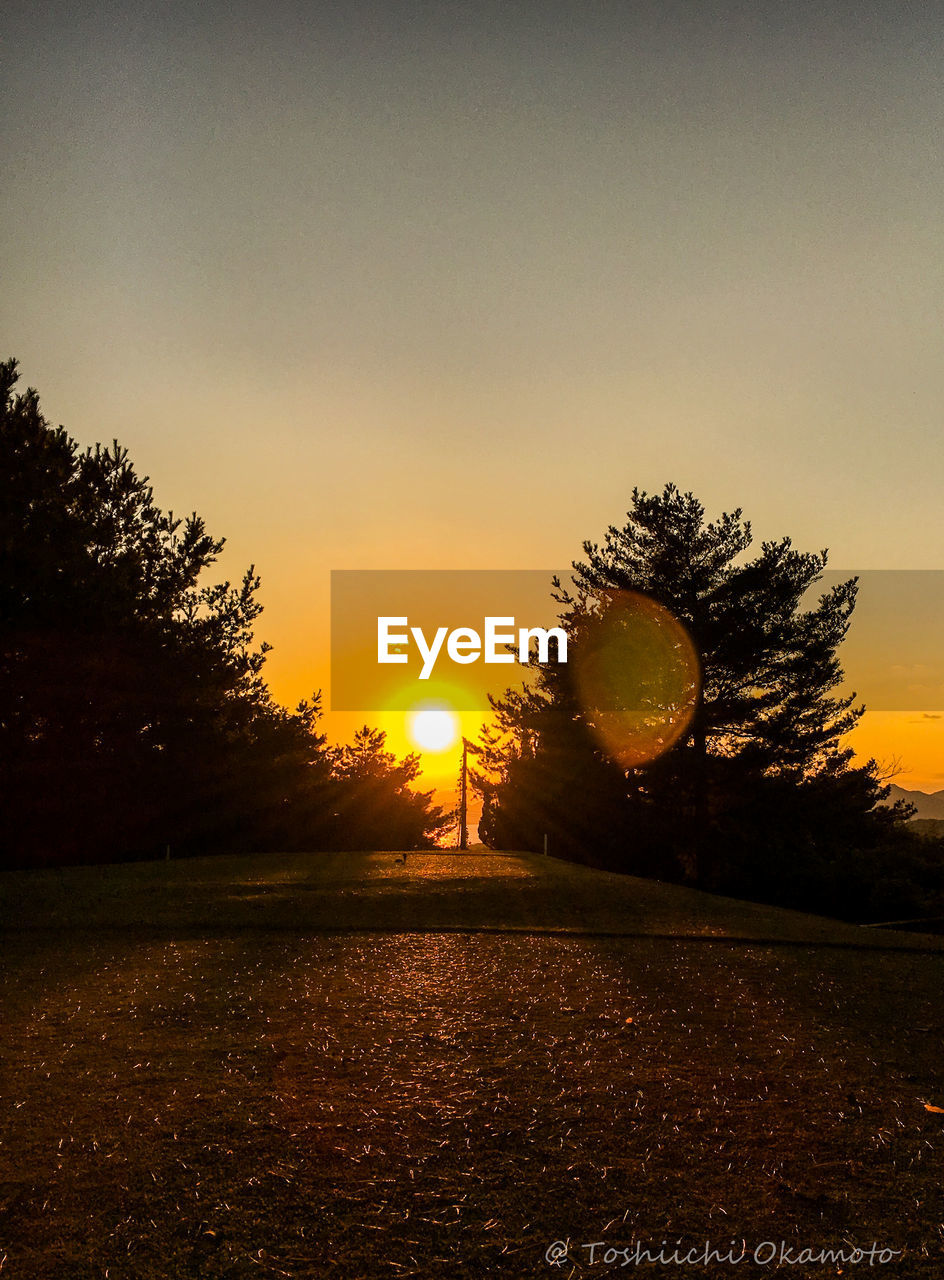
[4,0,944,791]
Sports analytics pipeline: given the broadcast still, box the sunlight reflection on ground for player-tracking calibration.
[3,931,943,1275]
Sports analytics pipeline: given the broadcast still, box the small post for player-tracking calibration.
[543,833,548,858]
[165,843,171,862]
[458,737,469,851]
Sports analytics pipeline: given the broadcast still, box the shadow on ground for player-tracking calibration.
[2,850,942,950]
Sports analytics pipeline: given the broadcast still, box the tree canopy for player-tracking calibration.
[0,359,449,866]
[474,484,921,916]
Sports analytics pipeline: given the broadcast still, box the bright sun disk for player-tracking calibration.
[408,706,460,753]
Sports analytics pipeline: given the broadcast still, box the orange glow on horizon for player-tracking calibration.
[276,658,944,811]
[845,711,944,795]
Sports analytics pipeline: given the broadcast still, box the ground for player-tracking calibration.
[1,852,942,1278]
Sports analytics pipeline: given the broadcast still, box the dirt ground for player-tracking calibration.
[1,854,942,1277]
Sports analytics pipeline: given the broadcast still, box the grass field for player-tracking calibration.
[3,849,943,946]
[1,852,943,1277]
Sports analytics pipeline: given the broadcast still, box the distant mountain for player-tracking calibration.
[885,785,944,821]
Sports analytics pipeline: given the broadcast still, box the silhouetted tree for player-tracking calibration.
[474,682,648,868]
[0,359,445,865]
[475,485,914,902]
[325,728,452,850]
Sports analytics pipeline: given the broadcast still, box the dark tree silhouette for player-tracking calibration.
[0,359,445,865]
[325,727,452,850]
[475,484,917,910]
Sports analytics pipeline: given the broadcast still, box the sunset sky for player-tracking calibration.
[4,0,943,793]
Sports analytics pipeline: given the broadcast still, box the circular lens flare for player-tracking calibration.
[571,589,700,768]
[407,704,460,753]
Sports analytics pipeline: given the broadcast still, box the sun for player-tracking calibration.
[407,704,460,754]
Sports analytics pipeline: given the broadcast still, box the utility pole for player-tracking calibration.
[458,737,468,851]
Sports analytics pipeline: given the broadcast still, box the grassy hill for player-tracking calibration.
[2,851,943,1277]
[2,848,943,949]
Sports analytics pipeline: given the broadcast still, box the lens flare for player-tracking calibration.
[407,703,460,753]
[571,589,700,768]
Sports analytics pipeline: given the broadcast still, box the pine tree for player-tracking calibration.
[326,728,453,850]
[476,484,908,892]
[0,359,447,864]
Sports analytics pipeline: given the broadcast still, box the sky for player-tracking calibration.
[3,0,944,794]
